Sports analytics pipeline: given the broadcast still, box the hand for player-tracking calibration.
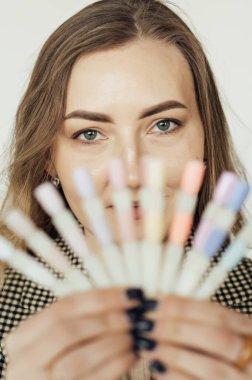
[4,287,141,380]
[137,296,252,379]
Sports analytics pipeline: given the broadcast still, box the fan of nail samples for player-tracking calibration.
[0,156,251,300]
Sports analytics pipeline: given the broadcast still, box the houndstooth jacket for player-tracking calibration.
[0,234,252,380]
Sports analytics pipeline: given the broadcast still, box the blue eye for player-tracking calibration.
[151,119,181,134]
[79,130,99,141]
[73,129,105,144]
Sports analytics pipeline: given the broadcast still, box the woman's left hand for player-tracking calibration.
[138,296,252,379]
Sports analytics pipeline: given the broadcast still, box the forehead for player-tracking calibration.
[66,38,195,112]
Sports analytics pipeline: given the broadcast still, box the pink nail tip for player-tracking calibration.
[170,213,193,244]
[181,160,206,194]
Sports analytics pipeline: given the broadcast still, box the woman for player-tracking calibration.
[0,0,251,379]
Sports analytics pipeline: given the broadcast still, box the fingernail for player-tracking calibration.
[134,337,157,351]
[134,318,155,332]
[125,288,145,301]
[126,300,158,323]
[149,359,167,373]
[140,299,158,312]
[130,327,144,339]
[126,305,145,323]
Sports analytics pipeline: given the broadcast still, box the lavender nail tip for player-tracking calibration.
[194,221,211,249]
[213,172,238,204]
[73,167,95,197]
[204,228,226,258]
[227,181,250,211]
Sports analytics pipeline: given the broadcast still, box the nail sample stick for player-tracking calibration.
[34,183,110,288]
[108,157,141,287]
[0,236,75,298]
[73,168,126,286]
[158,160,205,294]
[175,174,249,296]
[194,222,252,299]
[139,156,166,296]
[4,209,92,293]
[34,183,89,256]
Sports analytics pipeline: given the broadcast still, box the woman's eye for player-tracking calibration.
[73,129,105,144]
[150,119,182,134]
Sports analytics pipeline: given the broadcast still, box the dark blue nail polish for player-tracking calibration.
[141,299,158,312]
[134,318,155,332]
[134,337,157,351]
[130,327,144,339]
[149,359,167,373]
[126,300,158,323]
[126,305,145,323]
[125,288,145,301]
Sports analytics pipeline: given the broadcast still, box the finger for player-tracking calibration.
[11,311,132,366]
[150,366,196,380]
[5,366,49,380]
[142,343,244,380]
[248,361,252,374]
[83,352,137,380]
[146,296,252,336]
[6,287,139,354]
[50,332,134,379]
[148,318,243,363]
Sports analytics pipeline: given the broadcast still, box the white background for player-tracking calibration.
[0,0,251,255]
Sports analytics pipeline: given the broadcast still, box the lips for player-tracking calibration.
[132,201,140,208]
[108,202,142,220]
[132,205,142,220]
[107,201,140,208]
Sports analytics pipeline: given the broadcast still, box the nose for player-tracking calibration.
[121,146,142,190]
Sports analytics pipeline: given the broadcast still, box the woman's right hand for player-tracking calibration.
[4,287,141,380]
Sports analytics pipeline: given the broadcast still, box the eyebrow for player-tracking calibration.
[63,100,187,123]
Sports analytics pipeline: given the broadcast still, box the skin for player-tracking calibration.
[6,39,252,379]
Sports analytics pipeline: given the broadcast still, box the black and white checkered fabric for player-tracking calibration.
[0,235,251,379]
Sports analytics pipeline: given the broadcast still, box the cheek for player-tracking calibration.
[164,126,204,189]
[162,154,204,192]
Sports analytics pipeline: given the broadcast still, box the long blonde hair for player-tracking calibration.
[0,0,247,270]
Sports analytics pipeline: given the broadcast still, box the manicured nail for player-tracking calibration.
[134,337,157,351]
[141,299,158,312]
[130,327,144,339]
[149,359,167,373]
[125,288,145,301]
[134,318,155,332]
[126,300,158,323]
[126,306,145,323]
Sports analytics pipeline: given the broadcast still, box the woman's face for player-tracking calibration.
[51,38,204,253]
